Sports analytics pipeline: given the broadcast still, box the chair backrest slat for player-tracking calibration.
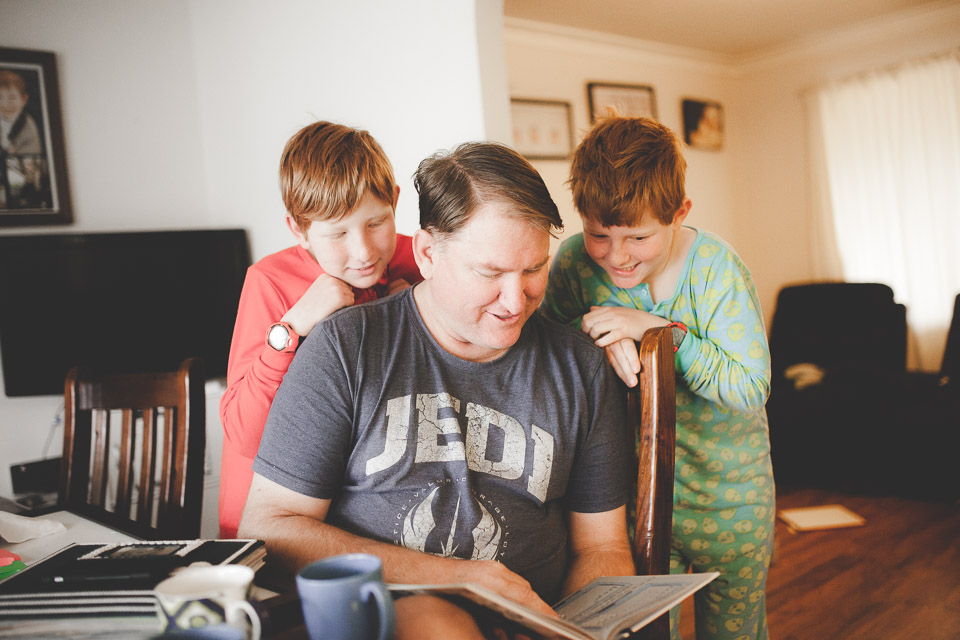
[114,408,137,516]
[157,406,176,521]
[136,407,159,526]
[89,409,110,508]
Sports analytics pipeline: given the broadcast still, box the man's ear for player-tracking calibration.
[672,198,693,228]
[392,184,400,209]
[285,214,311,250]
[412,228,436,279]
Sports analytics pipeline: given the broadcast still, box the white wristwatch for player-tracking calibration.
[265,321,299,353]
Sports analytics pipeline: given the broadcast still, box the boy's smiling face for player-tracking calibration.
[581,201,690,289]
[292,189,399,289]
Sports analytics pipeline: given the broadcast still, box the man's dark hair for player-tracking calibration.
[414,142,563,238]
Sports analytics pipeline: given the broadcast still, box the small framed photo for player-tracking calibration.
[587,82,657,123]
[682,99,724,151]
[510,98,574,160]
[0,47,72,226]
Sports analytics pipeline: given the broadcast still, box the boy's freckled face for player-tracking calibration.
[299,192,398,289]
[0,87,27,122]
[581,213,678,289]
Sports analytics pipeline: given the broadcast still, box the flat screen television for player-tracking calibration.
[0,229,250,397]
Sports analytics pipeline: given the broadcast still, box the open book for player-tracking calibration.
[389,572,718,640]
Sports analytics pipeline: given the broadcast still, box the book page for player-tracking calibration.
[778,505,865,531]
[555,573,718,639]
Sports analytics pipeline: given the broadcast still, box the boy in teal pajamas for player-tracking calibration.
[541,116,775,640]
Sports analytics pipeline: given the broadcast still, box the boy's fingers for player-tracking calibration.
[621,338,641,372]
[606,343,638,387]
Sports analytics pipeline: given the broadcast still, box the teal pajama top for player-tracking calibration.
[542,228,775,640]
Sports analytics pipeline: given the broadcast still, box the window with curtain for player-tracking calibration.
[806,50,960,371]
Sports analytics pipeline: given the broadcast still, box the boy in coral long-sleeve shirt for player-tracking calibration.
[218,121,422,538]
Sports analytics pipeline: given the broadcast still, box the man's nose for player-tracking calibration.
[499,276,526,315]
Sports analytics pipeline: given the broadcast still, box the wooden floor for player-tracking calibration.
[677,487,960,639]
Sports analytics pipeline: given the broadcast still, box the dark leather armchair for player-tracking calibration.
[767,283,957,501]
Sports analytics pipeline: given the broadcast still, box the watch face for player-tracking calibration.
[268,324,290,351]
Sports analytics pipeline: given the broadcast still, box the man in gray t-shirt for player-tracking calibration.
[241,142,635,639]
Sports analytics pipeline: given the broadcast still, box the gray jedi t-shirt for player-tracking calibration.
[254,287,628,603]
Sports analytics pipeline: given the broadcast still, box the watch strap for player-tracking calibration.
[666,321,688,352]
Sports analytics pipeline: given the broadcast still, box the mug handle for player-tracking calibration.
[361,582,396,640]
[225,599,262,640]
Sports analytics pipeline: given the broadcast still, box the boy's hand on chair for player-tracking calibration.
[283,273,355,335]
[604,338,641,387]
[581,306,665,346]
[581,307,669,388]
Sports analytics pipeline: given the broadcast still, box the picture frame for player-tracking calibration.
[681,98,724,151]
[510,98,573,160]
[587,82,657,123]
[0,47,73,226]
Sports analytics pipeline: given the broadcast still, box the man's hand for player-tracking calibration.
[454,561,557,619]
[282,273,355,336]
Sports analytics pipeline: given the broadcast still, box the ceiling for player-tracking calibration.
[503,0,944,58]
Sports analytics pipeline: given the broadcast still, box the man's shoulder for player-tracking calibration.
[528,311,606,363]
[324,285,412,326]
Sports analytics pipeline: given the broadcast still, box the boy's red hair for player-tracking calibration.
[279,121,396,232]
[569,116,686,226]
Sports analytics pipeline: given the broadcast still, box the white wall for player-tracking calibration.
[504,3,960,356]
[0,0,510,532]
[731,1,960,364]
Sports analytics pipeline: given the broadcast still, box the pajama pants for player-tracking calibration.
[668,481,775,640]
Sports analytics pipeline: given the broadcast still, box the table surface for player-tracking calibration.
[1,509,138,564]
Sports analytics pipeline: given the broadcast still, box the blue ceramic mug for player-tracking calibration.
[296,553,395,640]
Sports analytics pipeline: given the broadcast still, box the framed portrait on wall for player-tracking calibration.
[587,82,657,123]
[0,47,73,226]
[682,98,724,151]
[510,98,573,160]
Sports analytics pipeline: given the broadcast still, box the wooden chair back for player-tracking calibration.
[629,326,677,640]
[60,357,205,539]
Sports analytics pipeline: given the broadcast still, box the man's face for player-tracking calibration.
[296,191,398,289]
[0,87,27,122]
[416,201,551,362]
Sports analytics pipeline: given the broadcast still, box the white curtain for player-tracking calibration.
[807,50,960,371]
